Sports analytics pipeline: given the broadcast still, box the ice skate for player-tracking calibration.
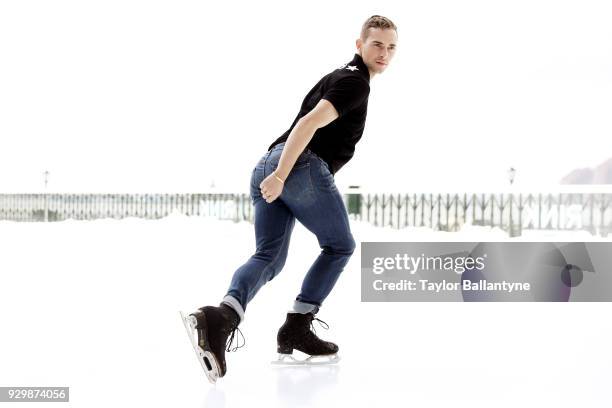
[272,312,340,366]
[179,303,243,384]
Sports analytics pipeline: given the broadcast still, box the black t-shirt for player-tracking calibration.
[267,53,370,175]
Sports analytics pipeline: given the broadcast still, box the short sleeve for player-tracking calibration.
[321,76,369,117]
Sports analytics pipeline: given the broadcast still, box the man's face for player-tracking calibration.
[357,28,398,77]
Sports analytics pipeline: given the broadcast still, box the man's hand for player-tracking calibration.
[259,171,284,203]
[258,99,338,204]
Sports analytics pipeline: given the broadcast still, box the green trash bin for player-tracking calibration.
[346,186,361,216]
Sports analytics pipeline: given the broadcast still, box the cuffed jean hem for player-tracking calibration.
[291,300,320,315]
[222,295,245,325]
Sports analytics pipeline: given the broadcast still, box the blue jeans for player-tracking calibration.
[223,142,356,323]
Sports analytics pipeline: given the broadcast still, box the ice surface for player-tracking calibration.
[0,215,609,407]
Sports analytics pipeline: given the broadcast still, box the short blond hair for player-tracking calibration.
[360,15,397,41]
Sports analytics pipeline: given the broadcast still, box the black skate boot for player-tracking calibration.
[274,312,340,365]
[180,303,244,383]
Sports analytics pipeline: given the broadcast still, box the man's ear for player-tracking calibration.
[355,37,362,52]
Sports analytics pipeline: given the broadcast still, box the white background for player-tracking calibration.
[1,0,611,193]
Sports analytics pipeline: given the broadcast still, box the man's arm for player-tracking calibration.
[274,99,339,181]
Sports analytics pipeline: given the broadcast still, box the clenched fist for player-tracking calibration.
[259,172,285,203]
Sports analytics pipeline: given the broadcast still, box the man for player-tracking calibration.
[181,15,398,383]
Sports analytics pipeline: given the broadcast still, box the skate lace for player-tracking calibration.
[225,327,246,352]
[310,317,329,336]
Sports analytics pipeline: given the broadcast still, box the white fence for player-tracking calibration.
[1,192,611,237]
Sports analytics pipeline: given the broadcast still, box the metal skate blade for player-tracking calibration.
[271,353,341,366]
[179,311,221,384]
[271,354,304,365]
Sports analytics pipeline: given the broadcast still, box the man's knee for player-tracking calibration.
[254,248,288,264]
[345,235,356,255]
[253,248,288,279]
[324,234,356,256]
